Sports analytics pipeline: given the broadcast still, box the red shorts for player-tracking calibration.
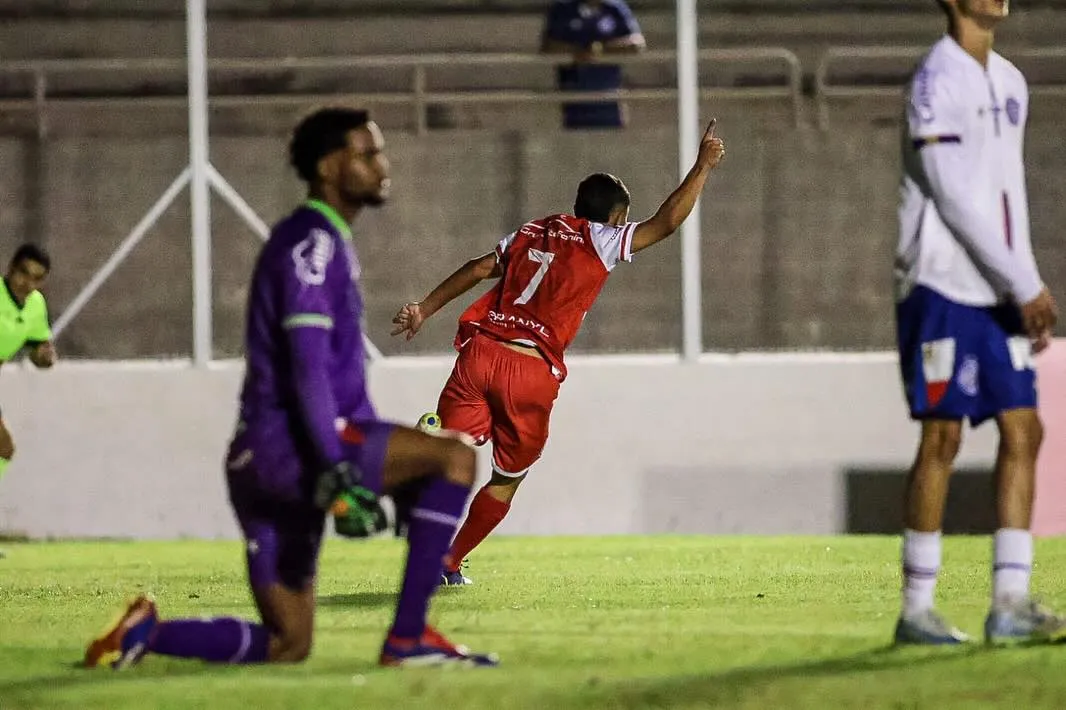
[437,334,560,476]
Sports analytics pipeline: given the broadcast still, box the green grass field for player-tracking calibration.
[3,535,1066,709]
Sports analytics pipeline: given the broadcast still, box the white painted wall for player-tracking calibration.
[0,355,1005,539]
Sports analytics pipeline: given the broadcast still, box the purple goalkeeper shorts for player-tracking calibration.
[225,418,395,591]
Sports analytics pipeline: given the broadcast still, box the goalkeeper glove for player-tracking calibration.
[331,486,388,538]
[313,460,362,511]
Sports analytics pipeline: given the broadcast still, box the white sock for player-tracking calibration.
[992,528,1032,606]
[902,529,941,618]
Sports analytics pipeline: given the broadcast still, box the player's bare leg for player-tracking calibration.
[483,473,524,504]
[905,419,963,532]
[985,407,1066,645]
[0,419,12,559]
[442,472,525,585]
[992,408,1040,531]
[377,426,498,666]
[250,583,315,661]
[895,418,970,645]
[0,418,15,482]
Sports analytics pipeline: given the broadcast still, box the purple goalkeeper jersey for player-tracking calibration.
[237,199,376,470]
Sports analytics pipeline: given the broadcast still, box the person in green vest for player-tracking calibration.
[0,243,56,482]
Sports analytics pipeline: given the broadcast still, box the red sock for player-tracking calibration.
[444,486,510,572]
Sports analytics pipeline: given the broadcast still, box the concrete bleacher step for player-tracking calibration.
[0,56,796,103]
[3,8,1065,86]
[0,93,799,137]
[10,9,1066,62]
[2,5,1065,125]
[820,47,1066,87]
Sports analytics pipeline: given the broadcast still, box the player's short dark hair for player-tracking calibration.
[935,0,952,18]
[289,107,370,184]
[11,243,50,272]
[573,173,631,222]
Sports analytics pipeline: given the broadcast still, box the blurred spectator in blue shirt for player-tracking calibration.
[541,0,647,129]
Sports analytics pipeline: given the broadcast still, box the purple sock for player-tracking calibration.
[149,617,270,664]
[390,478,471,640]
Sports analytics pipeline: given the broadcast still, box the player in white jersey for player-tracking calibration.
[893,0,1066,646]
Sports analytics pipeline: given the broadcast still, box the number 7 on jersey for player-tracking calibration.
[513,248,555,305]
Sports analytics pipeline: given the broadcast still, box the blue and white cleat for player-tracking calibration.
[440,559,473,586]
[893,609,970,646]
[379,626,499,667]
[985,598,1066,646]
[441,569,473,586]
[83,595,158,669]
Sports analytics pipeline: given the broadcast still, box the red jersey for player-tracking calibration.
[455,213,637,381]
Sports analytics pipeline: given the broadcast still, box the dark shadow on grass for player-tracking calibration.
[0,662,252,698]
[599,643,998,706]
[4,639,1035,704]
[318,591,396,608]
[0,655,384,700]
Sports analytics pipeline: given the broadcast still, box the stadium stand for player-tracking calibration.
[1,1,1065,357]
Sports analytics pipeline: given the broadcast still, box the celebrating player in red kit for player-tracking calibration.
[392,119,726,585]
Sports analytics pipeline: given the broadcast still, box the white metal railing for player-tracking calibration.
[1,41,802,365]
[0,48,805,137]
[815,46,1066,129]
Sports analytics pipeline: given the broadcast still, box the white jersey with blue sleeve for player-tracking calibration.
[897,35,1043,308]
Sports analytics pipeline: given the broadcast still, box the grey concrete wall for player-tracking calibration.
[4,100,1066,358]
[0,357,1005,539]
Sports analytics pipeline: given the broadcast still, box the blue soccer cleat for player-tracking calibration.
[380,625,498,668]
[440,559,473,586]
[985,598,1066,646]
[893,609,970,646]
[441,569,474,586]
[83,595,158,669]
